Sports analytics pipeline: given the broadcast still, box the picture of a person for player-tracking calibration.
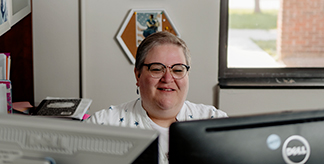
[136,12,162,46]
[143,14,159,38]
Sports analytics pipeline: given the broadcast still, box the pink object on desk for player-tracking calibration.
[12,101,33,114]
[83,114,91,120]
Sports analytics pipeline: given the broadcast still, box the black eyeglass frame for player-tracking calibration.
[142,62,190,79]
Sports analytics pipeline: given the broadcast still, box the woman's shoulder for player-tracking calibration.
[85,99,142,125]
[182,100,228,118]
[110,98,140,111]
[183,100,216,111]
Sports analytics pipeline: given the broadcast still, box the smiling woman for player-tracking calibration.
[86,31,228,164]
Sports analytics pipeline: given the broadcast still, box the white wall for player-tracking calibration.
[33,0,324,117]
[219,89,324,116]
[33,0,80,102]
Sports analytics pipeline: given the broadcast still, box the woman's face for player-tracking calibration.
[135,43,189,119]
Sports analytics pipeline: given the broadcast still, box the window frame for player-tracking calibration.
[218,0,324,89]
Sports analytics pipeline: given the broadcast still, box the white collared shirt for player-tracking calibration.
[86,98,228,164]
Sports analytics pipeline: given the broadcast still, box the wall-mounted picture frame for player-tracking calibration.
[116,9,180,64]
[0,0,11,36]
[10,0,31,26]
[0,0,31,37]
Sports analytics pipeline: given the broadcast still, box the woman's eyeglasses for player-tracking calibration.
[143,62,190,79]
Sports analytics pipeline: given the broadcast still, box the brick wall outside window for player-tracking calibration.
[277,0,324,67]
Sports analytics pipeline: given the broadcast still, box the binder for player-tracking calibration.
[0,53,10,80]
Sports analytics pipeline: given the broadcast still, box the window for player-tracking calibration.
[218,0,324,88]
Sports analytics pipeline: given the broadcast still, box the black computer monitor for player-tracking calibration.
[169,109,324,164]
[0,114,158,164]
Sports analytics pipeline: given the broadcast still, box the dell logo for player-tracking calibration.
[286,146,307,156]
[282,135,310,164]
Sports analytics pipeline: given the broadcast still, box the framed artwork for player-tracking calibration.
[0,0,10,37]
[116,9,180,64]
[0,0,30,37]
[10,0,31,26]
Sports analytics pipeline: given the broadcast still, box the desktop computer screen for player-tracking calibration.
[169,109,324,164]
[0,114,158,164]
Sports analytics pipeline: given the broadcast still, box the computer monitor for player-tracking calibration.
[0,114,158,164]
[169,109,324,164]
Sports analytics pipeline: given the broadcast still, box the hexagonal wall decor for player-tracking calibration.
[116,9,180,64]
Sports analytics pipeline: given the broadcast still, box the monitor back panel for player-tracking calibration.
[0,114,159,164]
[169,110,324,164]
